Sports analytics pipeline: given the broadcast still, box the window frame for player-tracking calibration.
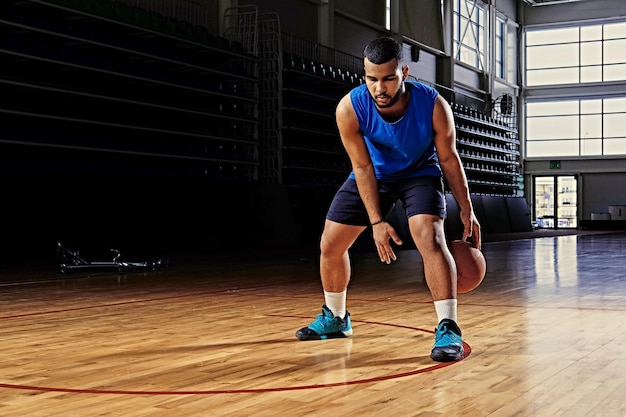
[525,20,626,86]
[525,96,626,158]
[453,0,488,72]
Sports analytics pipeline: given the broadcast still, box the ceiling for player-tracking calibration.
[523,0,586,5]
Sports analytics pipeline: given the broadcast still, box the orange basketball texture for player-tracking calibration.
[449,240,486,294]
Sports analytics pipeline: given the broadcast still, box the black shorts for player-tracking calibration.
[326,176,446,226]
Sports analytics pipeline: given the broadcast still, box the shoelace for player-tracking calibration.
[436,325,460,344]
[313,313,343,331]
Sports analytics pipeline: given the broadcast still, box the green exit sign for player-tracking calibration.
[549,160,561,169]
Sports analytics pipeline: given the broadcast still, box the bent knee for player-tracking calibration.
[408,215,446,248]
[319,221,365,256]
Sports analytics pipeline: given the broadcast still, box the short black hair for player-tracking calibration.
[363,37,401,65]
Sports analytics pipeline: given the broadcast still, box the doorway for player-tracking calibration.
[534,175,578,229]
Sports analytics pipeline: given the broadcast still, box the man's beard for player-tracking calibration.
[373,83,404,109]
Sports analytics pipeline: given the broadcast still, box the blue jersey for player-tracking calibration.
[348,81,442,180]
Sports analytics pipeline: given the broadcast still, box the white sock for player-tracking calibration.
[324,290,347,319]
[433,299,458,323]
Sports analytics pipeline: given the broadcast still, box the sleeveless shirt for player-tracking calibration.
[348,81,442,180]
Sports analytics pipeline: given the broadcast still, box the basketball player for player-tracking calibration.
[295,37,481,362]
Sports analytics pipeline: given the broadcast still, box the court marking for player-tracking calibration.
[0,310,471,395]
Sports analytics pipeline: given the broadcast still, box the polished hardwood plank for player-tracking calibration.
[0,232,625,416]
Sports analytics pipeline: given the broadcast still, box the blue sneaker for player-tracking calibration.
[430,319,464,362]
[295,305,352,340]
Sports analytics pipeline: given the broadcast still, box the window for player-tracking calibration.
[386,0,390,30]
[496,15,518,85]
[526,97,626,157]
[453,0,487,71]
[526,21,626,86]
[506,20,517,84]
[495,17,504,79]
[525,20,626,158]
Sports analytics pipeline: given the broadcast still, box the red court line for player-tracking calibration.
[0,316,471,395]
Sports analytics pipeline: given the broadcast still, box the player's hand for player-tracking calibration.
[461,210,482,250]
[372,222,403,264]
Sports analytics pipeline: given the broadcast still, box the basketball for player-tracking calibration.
[449,240,486,294]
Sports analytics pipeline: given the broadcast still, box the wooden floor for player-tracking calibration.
[1,231,626,417]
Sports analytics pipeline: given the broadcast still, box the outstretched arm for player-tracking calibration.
[335,94,403,262]
[432,95,481,249]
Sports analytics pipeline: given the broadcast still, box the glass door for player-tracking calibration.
[534,175,578,229]
[535,176,555,228]
[557,176,577,228]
